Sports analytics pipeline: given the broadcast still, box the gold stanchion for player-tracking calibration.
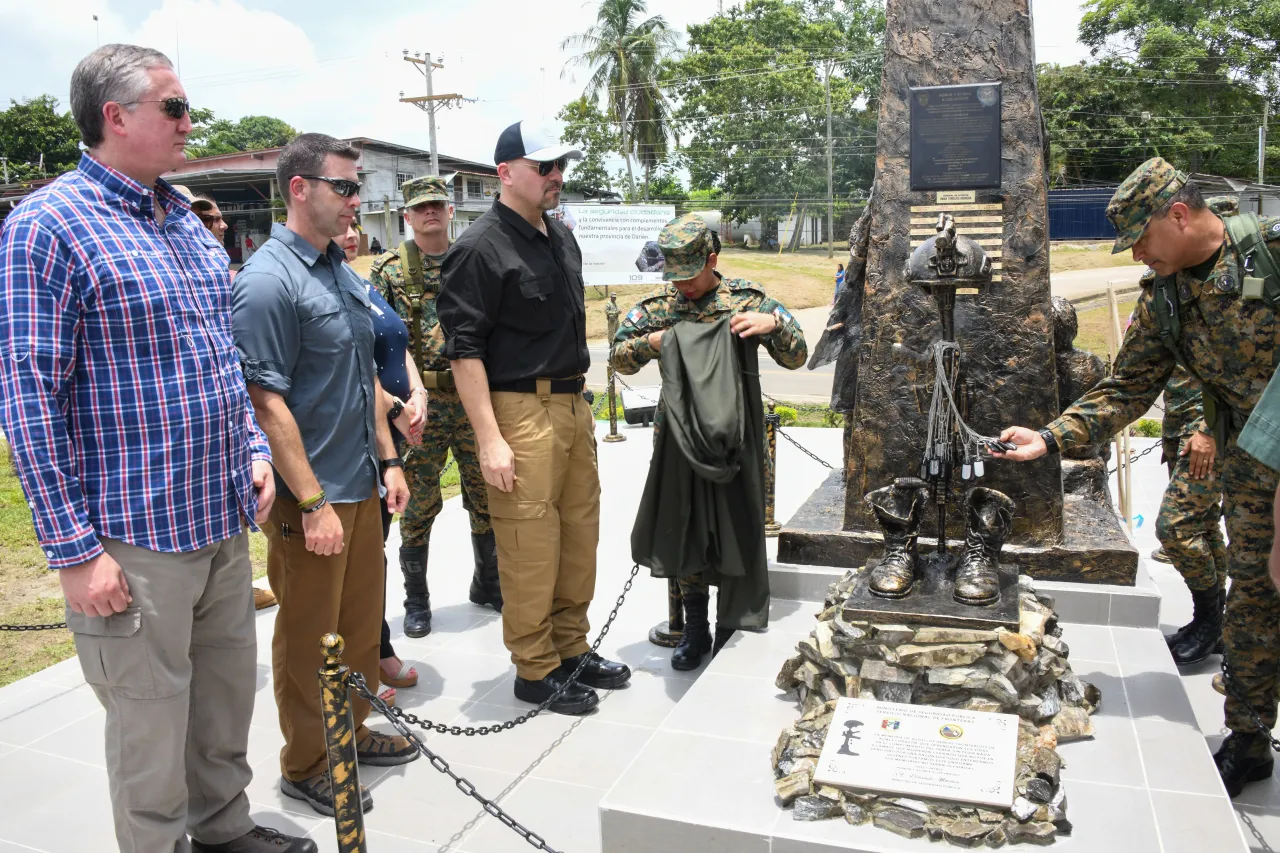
[603,292,626,443]
[319,633,368,853]
[764,401,781,536]
[648,579,685,647]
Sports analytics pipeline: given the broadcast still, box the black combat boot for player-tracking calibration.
[954,487,1015,606]
[865,478,928,598]
[1170,587,1225,665]
[469,530,503,612]
[712,626,736,657]
[671,591,712,671]
[1215,732,1275,797]
[399,544,431,638]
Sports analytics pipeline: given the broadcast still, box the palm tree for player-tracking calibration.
[562,0,677,199]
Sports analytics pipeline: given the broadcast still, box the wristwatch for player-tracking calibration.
[1038,428,1060,455]
[388,398,405,421]
[380,457,404,473]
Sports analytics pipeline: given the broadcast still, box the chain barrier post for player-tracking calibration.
[647,579,684,648]
[318,633,368,853]
[603,293,626,443]
[764,401,781,536]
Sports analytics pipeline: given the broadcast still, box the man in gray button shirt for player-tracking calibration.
[231,133,418,816]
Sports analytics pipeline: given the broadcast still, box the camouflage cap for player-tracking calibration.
[402,175,450,208]
[1206,195,1240,217]
[1106,157,1189,254]
[658,213,715,281]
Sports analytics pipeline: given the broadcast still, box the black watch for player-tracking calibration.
[388,398,405,421]
[1038,428,1060,455]
[381,457,404,471]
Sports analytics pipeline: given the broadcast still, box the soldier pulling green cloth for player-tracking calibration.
[614,213,807,670]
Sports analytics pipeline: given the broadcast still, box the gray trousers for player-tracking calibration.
[68,535,257,853]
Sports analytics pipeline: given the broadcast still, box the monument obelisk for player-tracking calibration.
[779,0,1138,584]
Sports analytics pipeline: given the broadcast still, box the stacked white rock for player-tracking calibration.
[773,571,1100,847]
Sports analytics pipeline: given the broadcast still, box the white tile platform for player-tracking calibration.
[0,427,1275,852]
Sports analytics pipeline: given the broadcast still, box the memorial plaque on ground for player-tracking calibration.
[910,83,1002,191]
[814,697,1018,808]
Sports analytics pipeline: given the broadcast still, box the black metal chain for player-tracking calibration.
[0,622,67,632]
[1220,657,1280,753]
[1106,441,1161,475]
[350,672,564,852]
[352,562,640,738]
[775,427,837,470]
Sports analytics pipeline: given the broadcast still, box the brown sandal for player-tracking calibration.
[356,731,419,767]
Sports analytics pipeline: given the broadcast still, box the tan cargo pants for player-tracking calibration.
[265,491,384,780]
[68,535,257,853]
[488,386,600,680]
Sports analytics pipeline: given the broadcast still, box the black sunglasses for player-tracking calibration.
[299,175,363,198]
[121,97,191,119]
[527,157,570,177]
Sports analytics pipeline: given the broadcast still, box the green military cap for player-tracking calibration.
[658,213,716,281]
[1106,157,1189,254]
[402,175,450,208]
[1206,195,1240,217]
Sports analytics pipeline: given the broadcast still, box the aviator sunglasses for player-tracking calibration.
[527,157,570,177]
[121,97,191,119]
[299,175,363,198]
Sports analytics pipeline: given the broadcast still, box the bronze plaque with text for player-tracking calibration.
[910,83,1002,191]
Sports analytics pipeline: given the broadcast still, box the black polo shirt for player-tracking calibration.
[438,198,589,385]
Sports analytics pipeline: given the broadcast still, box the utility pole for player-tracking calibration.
[1,157,8,184]
[400,51,475,175]
[825,61,834,259]
[1260,95,1271,215]
[383,195,395,252]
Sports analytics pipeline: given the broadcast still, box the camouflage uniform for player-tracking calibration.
[1043,158,1280,741]
[1155,365,1227,594]
[369,182,490,546]
[612,213,808,601]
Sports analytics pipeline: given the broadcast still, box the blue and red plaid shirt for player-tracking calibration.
[0,154,271,569]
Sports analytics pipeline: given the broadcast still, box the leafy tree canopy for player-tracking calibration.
[558,96,621,197]
[187,113,297,158]
[0,95,81,183]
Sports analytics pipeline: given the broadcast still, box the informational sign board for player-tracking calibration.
[813,698,1018,808]
[910,83,1002,191]
[553,204,676,287]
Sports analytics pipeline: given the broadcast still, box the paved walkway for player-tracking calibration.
[2,426,1273,852]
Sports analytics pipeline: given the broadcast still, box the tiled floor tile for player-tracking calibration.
[1122,667,1199,726]
[1153,790,1250,853]
[459,778,606,853]
[1057,710,1145,789]
[1134,718,1226,797]
[308,826,439,852]
[663,672,799,745]
[1070,661,1128,718]
[421,701,594,776]
[25,709,106,770]
[360,761,520,849]
[0,683,101,746]
[706,628,809,678]
[601,809,769,853]
[1057,623,1117,665]
[525,718,655,789]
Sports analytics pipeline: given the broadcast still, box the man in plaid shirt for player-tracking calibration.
[0,45,314,853]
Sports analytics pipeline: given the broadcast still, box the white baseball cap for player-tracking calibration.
[493,121,583,165]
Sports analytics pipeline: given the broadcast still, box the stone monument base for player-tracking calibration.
[842,555,1020,632]
[778,471,1138,586]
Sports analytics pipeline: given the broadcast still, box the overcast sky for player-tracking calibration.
[0,0,1093,167]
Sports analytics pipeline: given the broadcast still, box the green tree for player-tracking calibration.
[562,0,678,199]
[186,113,297,158]
[1038,0,1280,183]
[557,96,620,197]
[667,0,882,236]
[0,95,81,182]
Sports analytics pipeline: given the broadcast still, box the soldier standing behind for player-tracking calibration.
[997,158,1280,796]
[1154,363,1229,665]
[612,213,807,670]
[369,176,501,639]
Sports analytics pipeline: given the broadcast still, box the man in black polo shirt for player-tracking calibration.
[438,121,630,714]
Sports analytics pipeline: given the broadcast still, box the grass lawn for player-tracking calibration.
[1074,299,1137,361]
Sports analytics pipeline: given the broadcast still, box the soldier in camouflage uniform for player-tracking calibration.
[369,176,501,638]
[998,158,1280,796]
[612,212,807,669]
[1155,362,1229,665]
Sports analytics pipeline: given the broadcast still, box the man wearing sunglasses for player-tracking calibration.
[438,121,631,715]
[232,133,419,817]
[0,45,315,852]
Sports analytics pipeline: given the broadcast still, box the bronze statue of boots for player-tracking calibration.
[865,478,928,598]
[954,487,1015,606]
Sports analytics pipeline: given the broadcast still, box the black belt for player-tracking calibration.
[490,377,585,394]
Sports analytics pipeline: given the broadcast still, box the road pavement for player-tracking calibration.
[585,266,1146,404]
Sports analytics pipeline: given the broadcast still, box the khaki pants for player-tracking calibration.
[265,492,384,780]
[68,535,257,853]
[489,389,600,680]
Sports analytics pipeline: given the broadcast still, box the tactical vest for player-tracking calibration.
[399,239,433,371]
[1150,213,1280,446]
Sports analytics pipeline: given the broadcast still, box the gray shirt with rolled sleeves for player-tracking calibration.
[231,223,380,504]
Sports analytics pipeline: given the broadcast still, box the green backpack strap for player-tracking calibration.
[400,240,426,369]
[1151,274,1228,447]
[1225,213,1280,368]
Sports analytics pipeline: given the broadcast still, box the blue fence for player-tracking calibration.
[1047,187,1119,242]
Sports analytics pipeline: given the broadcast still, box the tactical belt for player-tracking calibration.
[490,377,585,394]
[421,370,454,391]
